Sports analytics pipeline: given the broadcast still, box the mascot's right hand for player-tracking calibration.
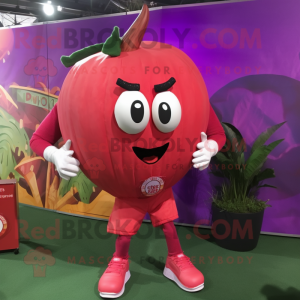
[43,139,80,181]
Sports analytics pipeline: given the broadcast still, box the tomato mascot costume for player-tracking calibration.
[30,5,225,298]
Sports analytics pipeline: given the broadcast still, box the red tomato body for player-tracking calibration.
[58,42,210,198]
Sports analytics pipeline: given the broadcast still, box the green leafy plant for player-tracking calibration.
[211,122,285,213]
[59,170,95,204]
[0,107,32,180]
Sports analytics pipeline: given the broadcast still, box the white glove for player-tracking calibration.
[43,139,80,180]
[192,132,218,171]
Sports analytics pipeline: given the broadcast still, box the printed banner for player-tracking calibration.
[0,0,299,235]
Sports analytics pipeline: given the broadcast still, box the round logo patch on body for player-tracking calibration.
[0,215,8,237]
[141,177,164,196]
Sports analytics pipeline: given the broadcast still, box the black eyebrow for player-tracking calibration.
[116,78,140,91]
[154,77,176,93]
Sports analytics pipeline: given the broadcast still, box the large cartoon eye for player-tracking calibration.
[114,91,150,134]
[152,91,181,133]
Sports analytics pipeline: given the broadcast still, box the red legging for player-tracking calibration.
[114,221,182,258]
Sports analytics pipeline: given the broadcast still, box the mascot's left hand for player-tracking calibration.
[192,132,218,171]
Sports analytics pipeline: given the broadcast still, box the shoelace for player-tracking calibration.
[172,255,193,270]
[105,260,125,274]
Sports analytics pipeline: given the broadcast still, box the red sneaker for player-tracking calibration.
[163,253,204,292]
[98,257,130,298]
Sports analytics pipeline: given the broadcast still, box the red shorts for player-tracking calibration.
[107,188,178,235]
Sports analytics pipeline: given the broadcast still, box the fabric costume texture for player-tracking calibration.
[30,5,225,294]
[30,5,225,258]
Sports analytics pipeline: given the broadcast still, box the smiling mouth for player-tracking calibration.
[132,143,169,164]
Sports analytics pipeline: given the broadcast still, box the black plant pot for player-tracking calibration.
[211,204,265,251]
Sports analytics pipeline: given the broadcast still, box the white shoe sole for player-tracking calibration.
[163,267,204,292]
[99,271,131,299]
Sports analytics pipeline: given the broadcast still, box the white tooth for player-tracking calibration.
[3,58,5,63]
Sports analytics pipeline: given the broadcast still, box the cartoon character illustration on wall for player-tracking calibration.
[24,56,57,89]
[30,5,225,298]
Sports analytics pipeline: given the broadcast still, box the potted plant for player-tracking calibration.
[210,121,285,251]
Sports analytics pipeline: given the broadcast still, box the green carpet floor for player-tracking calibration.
[1,204,300,300]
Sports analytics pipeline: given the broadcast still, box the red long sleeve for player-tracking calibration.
[206,104,226,151]
[29,103,62,157]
